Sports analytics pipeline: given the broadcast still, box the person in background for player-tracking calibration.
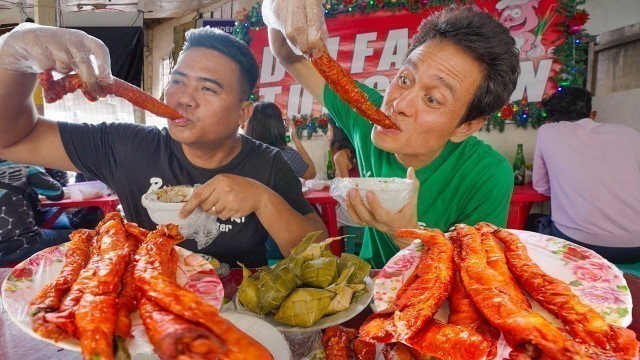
[245,101,317,179]
[74,172,96,183]
[0,159,72,265]
[327,116,358,178]
[533,87,640,264]
[45,168,69,187]
[0,25,326,268]
[327,116,362,234]
[266,4,519,267]
[42,167,73,229]
[69,172,108,229]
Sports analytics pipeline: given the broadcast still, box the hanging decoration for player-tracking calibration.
[233,0,470,44]
[234,0,589,133]
[291,113,330,139]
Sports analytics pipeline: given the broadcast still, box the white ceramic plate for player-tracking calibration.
[235,276,374,333]
[220,311,292,359]
[1,244,224,356]
[374,229,633,359]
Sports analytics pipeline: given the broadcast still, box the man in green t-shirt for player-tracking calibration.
[264,5,520,267]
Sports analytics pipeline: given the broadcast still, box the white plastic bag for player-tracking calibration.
[140,185,220,249]
[261,0,328,57]
[329,177,414,213]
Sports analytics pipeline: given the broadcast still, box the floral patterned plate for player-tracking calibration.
[374,230,633,359]
[1,243,224,356]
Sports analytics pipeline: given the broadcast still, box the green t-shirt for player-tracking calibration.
[323,83,514,268]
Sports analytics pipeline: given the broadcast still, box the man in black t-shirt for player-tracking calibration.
[0,25,327,267]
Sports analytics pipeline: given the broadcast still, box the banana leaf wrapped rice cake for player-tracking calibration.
[237,232,370,327]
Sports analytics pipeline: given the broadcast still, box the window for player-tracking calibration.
[145,56,174,128]
[44,91,135,124]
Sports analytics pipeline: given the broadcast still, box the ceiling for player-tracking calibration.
[0,0,220,20]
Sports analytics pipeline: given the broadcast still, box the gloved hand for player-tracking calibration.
[0,23,112,96]
[261,0,328,58]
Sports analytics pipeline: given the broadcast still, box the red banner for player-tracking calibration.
[249,0,565,116]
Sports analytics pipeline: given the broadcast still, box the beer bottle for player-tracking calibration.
[326,150,335,180]
[513,144,526,185]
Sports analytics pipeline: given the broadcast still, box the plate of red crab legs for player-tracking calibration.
[320,223,639,360]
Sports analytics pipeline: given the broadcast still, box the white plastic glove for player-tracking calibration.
[0,23,112,96]
[261,0,328,57]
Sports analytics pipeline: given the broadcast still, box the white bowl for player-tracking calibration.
[141,186,194,225]
[329,177,413,213]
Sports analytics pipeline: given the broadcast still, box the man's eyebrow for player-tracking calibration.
[198,76,224,90]
[405,57,418,71]
[171,70,187,77]
[431,74,457,98]
[404,57,457,98]
[170,70,224,90]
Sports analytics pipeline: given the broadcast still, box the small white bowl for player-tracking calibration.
[329,177,414,213]
[141,186,194,225]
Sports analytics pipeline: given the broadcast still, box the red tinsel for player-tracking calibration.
[569,10,589,27]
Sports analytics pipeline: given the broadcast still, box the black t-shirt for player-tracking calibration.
[59,122,314,267]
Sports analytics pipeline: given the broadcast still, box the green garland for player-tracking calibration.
[234,0,589,133]
[291,114,330,139]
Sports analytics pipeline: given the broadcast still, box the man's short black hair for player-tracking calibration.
[180,27,259,101]
[541,87,592,122]
[407,7,520,124]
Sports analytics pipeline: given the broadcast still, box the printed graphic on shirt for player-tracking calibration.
[0,165,25,184]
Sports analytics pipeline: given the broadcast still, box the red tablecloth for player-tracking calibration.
[39,195,120,229]
[304,188,343,255]
[507,183,550,230]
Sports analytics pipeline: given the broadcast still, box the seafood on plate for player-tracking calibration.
[359,228,454,343]
[135,225,273,360]
[492,227,640,358]
[322,224,639,360]
[26,213,271,360]
[322,325,375,360]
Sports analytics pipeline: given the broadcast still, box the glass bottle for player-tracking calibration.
[326,150,335,180]
[513,144,526,185]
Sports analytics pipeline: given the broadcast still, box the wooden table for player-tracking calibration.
[0,267,638,359]
[39,195,120,229]
[507,183,550,230]
[304,188,343,255]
